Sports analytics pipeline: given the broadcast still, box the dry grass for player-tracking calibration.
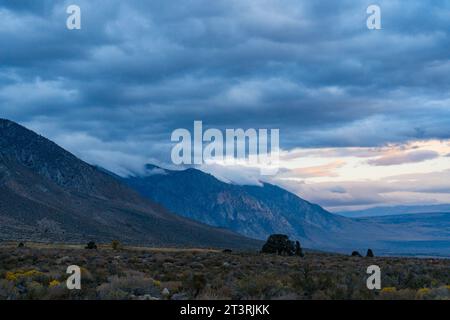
[0,242,219,253]
[0,242,449,300]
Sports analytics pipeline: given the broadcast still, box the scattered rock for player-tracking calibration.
[351,251,362,257]
[295,241,304,257]
[162,288,170,296]
[366,249,374,257]
[171,293,189,300]
[137,294,160,300]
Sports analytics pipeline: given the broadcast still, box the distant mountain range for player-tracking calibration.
[337,204,450,218]
[124,165,450,256]
[358,213,450,257]
[0,119,260,249]
[125,164,348,245]
[1,118,449,256]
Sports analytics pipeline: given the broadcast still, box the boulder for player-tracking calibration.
[351,251,362,257]
[366,249,374,257]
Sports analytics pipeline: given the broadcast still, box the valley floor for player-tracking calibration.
[0,243,449,300]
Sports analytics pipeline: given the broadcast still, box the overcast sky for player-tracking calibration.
[1,0,450,211]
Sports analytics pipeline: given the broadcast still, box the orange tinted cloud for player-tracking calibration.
[288,160,346,178]
[367,150,439,166]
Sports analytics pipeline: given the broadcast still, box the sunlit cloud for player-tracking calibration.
[367,150,439,166]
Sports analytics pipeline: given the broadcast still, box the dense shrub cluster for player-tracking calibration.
[261,234,303,257]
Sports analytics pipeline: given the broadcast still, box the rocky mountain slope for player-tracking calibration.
[0,119,260,249]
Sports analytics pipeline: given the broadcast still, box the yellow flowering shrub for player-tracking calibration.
[4,270,43,282]
[381,287,397,293]
[5,272,18,282]
[416,288,431,299]
[49,280,61,287]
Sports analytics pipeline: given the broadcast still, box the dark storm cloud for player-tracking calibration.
[1,0,450,173]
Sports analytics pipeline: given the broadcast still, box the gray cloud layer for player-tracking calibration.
[1,0,450,175]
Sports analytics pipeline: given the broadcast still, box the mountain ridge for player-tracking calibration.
[337,204,450,218]
[124,164,450,256]
[124,164,372,250]
[0,119,261,249]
